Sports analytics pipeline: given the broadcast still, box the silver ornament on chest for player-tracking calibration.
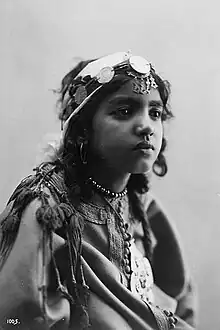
[129,239,154,304]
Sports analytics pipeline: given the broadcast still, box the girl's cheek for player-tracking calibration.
[156,128,163,151]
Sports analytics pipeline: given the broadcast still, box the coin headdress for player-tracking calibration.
[62,51,159,133]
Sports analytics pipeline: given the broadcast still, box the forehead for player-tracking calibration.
[104,79,162,104]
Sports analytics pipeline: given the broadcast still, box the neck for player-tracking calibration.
[89,164,130,193]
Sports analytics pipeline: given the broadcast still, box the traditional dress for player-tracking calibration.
[0,162,196,329]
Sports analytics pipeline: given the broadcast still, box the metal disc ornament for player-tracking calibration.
[97,66,115,84]
[129,239,154,304]
[129,56,151,75]
[74,85,87,105]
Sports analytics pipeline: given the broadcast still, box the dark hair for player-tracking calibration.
[55,58,173,259]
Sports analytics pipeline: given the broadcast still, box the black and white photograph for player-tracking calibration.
[0,1,219,329]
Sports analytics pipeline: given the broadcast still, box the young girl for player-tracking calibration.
[0,52,197,329]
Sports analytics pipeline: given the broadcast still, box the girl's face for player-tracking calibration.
[90,79,163,174]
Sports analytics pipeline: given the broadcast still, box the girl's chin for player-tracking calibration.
[130,163,153,174]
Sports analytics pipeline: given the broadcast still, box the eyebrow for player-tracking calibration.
[108,95,163,108]
[108,95,141,106]
[148,100,163,108]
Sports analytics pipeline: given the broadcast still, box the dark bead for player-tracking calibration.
[170,317,178,326]
[124,223,129,230]
[124,241,130,248]
[170,322,176,329]
[125,265,131,273]
[123,258,130,266]
[119,219,124,226]
[118,220,124,227]
[124,247,130,255]
[125,233,132,241]
[163,310,173,317]
[121,227,126,235]
[125,258,130,265]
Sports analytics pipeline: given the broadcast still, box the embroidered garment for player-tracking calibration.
[0,163,196,329]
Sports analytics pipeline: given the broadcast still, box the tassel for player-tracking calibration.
[68,280,90,330]
[70,304,90,330]
[36,204,63,232]
[46,184,60,204]
[54,204,66,223]
[64,217,90,330]
[59,203,74,218]
[48,232,74,304]
[0,212,20,234]
[0,212,21,266]
[7,174,41,205]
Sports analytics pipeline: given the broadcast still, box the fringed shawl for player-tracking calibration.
[0,162,90,329]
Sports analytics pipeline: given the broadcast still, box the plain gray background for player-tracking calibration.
[0,1,220,329]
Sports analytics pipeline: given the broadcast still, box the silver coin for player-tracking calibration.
[129,56,151,75]
[74,85,87,105]
[97,66,115,84]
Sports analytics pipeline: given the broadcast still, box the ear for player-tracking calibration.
[76,128,89,145]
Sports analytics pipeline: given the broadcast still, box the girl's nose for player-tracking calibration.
[135,126,154,140]
[134,113,155,140]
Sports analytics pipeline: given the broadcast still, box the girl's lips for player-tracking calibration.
[133,141,155,158]
[133,141,154,150]
[134,148,154,156]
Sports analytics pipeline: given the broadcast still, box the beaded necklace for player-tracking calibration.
[87,177,127,199]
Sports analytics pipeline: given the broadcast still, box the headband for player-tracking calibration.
[62,51,158,133]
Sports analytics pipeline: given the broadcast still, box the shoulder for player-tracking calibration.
[6,162,66,205]
[0,162,78,261]
[0,163,64,227]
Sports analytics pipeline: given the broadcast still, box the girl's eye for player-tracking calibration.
[149,108,162,120]
[113,105,133,118]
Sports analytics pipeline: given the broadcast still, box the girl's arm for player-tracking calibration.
[0,197,72,329]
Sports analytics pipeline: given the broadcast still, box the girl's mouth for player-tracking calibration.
[133,141,154,151]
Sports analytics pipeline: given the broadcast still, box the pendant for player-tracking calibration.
[132,77,151,95]
[149,75,158,89]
